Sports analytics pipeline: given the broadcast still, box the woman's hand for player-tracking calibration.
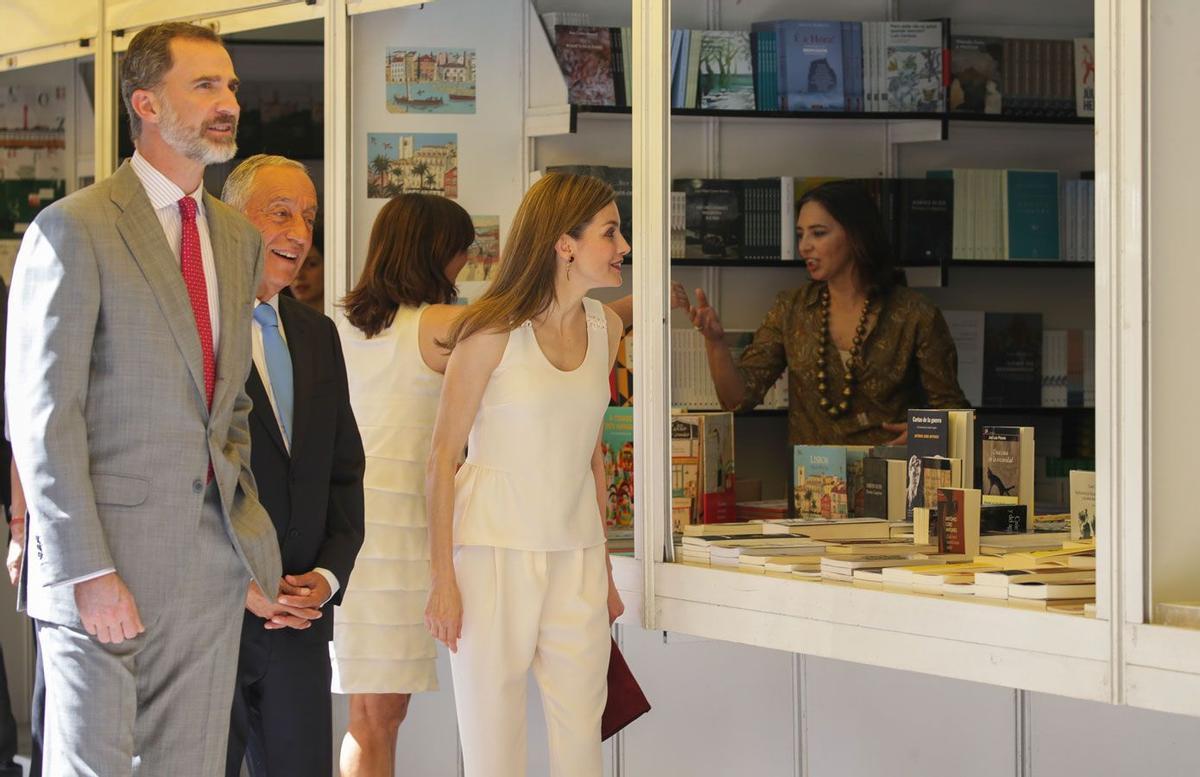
[671,282,725,342]
[881,422,908,446]
[607,573,625,625]
[425,579,464,653]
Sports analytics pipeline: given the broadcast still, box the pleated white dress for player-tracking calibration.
[330,304,439,694]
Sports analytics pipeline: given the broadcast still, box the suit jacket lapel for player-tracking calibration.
[207,191,247,417]
[110,163,208,417]
[279,297,314,461]
[246,364,289,459]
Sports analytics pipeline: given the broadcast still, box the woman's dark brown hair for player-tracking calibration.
[797,180,902,294]
[342,193,474,338]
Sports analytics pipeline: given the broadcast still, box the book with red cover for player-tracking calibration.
[602,639,651,740]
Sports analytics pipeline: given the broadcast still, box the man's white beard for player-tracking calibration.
[158,98,238,166]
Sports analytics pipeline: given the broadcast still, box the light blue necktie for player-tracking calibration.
[254,303,294,445]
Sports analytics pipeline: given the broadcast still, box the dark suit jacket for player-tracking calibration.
[246,295,365,640]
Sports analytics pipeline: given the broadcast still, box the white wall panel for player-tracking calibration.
[0,1,99,57]
[621,628,795,777]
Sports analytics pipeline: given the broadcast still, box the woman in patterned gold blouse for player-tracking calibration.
[672,180,969,447]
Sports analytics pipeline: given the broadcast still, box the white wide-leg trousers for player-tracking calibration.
[450,543,610,777]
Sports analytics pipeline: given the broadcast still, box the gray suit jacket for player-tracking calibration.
[6,161,282,627]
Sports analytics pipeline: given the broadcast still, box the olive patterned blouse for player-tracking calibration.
[736,282,970,445]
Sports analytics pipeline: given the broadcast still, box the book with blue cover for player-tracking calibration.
[750,25,780,110]
[779,21,846,111]
[794,445,849,519]
[1005,170,1060,259]
[843,22,864,112]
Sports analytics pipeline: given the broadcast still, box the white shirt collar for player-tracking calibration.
[130,150,205,213]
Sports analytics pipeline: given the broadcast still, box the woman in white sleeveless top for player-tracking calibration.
[425,173,628,777]
[333,194,473,777]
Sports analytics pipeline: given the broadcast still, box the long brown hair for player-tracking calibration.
[442,173,614,349]
[342,193,474,338]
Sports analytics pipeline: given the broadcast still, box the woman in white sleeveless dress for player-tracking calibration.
[425,173,628,777]
[333,194,473,777]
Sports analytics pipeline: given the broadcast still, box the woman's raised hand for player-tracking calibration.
[671,282,725,342]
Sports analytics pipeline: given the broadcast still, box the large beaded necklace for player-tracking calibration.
[815,285,872,419]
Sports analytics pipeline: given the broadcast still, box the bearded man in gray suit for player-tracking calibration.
[5,22,282,777]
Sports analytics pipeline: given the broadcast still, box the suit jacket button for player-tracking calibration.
[192,479,203,493]
[288,529,299,538]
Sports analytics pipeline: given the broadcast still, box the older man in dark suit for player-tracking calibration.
[221,154,365,777]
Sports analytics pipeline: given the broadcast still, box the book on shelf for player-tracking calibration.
[601,408,634,534]
[682,520,787,537]
[977,528,1069,555]
[820,553,931,581]
[776,20,847,112]
[553,26,617,107]
[981,426,1035,510]
[844,446,874,517]
[937,487,982,556]
[1008,596,1094,611]
[738,546,830,563]
[697,31,755,111]
[982,313,1043,407]
[950,36,1003,114]
[972,568,1096,602]
[927,169,1062,260]
[922,456,963,522]
[984,546,1095,570]
[980,504,1029,535]
[671,177,795,261]
[1074,38,1095,119]
[1069,470,1097,541]
[771,517,892,540]
[671,412,736,525]
[1041,329,1095,407]
[1005,170,1060,260]
[1002,38,1076,118]
[567,24,1095,119]
[1061,179,1095,263]
[823,539,938,555]
[876,558,983,587]
[1008,573,1096,601]
[857,178,954,268]
[862,456,906,522]
[794,445,848,519]
[883,21,945,112]
[906,409,949,522]
[540,12,591,45]
[906,408,974,520]
[842,21,865,112]
[735,499,790,522]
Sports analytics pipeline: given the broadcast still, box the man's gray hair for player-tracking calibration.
[221,154,310,212]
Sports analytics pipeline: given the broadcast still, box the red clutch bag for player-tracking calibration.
[601,637,650,740]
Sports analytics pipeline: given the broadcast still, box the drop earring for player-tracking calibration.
[567,255,574,282]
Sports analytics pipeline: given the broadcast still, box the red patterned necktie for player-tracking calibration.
[178,196,216,410]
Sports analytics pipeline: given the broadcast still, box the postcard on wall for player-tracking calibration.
[385,48,477,114]
[367,133,459,199]
[460,215,500,282]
